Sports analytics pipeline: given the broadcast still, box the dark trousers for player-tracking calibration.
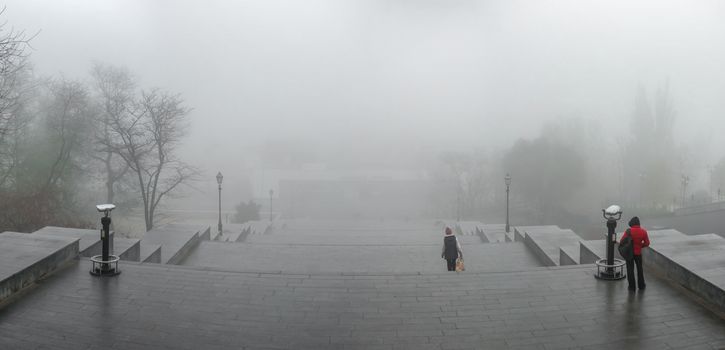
[626,255,646,289]
[446,258,457,271]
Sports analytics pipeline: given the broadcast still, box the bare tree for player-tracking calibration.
[41,79,93,191]
[103,88,196,231]
[90,63,133,203]
[0,7,33,188]
[0,78,93,232]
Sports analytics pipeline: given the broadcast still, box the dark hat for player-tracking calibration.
[628,216,640,227]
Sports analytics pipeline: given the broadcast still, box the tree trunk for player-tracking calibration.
[104,148,114,203]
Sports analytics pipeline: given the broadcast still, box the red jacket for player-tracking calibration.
[620,225,650,256]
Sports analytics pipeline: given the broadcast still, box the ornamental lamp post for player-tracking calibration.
[638,173,646,207]
[269,189,274,222]
[505,173,512,233]
[216,172,223,234]
[681,175,690,208]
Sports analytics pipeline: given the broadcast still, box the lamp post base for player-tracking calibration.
[593,258,626,280]
[89,255,122,277]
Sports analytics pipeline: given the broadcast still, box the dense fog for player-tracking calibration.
[0,0,724,237]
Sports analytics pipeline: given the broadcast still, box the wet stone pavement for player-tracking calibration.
[1,260,724,350]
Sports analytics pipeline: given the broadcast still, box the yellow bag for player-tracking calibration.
[455,258,465,272]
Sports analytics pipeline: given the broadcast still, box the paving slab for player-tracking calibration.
[1,261,724,349]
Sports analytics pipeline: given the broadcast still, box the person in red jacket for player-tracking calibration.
[621,216,650,291]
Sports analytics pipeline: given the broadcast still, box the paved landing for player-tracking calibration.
[1,261,724,349]
[181,241,542,274]
[245,229,442,246]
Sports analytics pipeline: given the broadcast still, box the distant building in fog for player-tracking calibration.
[279,178,430,220]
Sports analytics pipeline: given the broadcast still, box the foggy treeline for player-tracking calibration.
[427,80,725,232]
[0,18,195,233]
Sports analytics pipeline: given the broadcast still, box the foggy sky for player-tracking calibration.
[3,0,725,196]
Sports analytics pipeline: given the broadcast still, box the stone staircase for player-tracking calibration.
[181,220,542,274]
[459,222,585,267]
[1,222,211,303]
[139,223,211,264]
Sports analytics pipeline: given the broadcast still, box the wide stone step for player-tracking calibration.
[455,221,480,236]
[244,229,443,246]
[214,223,246,242]
[139,243,161,263]
[181,240,543,274]
[112,237,141,262]
[0,232,79,303]
[139,224,209,264]
[513,225,559,242]
[163,223,211,241]
[521,227,583,266]
[478,224,514,243]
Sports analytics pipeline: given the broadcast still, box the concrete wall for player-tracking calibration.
[1,240,79,302]
[643,247,725,310]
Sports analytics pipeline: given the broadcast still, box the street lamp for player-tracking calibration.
[638,173,646,208]
[681,175,690,208]
[707,165,714,202]
[216,171,223,234]
[505,173,512,233]
[269,189,274,222]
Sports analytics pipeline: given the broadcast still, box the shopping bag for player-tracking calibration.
[455,258,465,272]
